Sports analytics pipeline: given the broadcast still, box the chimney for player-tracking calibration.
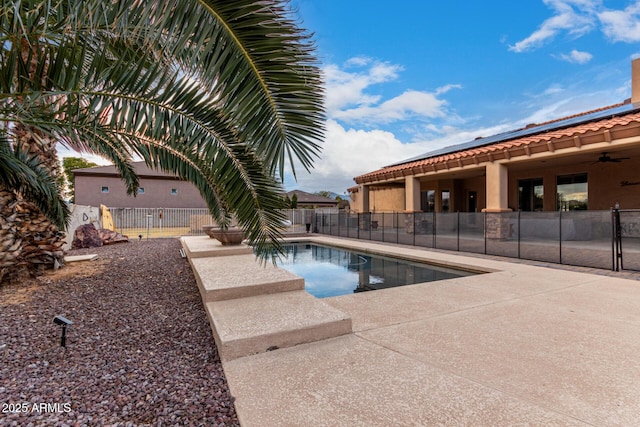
[632,58,640,104]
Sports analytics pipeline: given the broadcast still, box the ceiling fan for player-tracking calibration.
[595,152,630,163]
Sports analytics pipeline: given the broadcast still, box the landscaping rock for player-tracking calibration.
[72,224,128,248]
[71,223,103,249]
[0,238,239,425]
[98,228,129,245]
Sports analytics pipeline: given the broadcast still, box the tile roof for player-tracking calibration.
[355,105,640,184]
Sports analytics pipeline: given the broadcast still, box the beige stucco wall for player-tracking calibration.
[589,160,640,210]
[350,186,405,212]
[349,189,364,212]
[509,157,640,211]
[416,177,486,213]
[74,175,208,208]
[370,187,404,212]
[351,176,487,213]
[461,176,486,212]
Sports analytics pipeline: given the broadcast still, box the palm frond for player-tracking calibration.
[0,0,325,258]
[106,0,326,178]
[134,138,289,260]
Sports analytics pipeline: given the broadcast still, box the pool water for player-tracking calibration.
[276,243,477,298]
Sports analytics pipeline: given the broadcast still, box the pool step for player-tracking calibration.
[206,290,352,361]
[181,235,353,360]
[190,254,304,301]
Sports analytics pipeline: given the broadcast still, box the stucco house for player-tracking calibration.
[349,59,640,214]
[73,161,207,208]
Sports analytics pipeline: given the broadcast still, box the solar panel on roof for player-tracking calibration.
[386,103,640,168]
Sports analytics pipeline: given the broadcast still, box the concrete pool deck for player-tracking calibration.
[182,235,640,426]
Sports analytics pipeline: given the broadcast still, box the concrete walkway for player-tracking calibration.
[183,235,640,426]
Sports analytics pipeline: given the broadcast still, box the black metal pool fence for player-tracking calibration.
[313,209,640,272]
[105,206,640,272]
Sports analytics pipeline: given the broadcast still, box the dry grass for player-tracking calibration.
[118,226,193,238]
[1,259,109,306]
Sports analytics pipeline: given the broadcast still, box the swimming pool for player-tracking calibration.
[276,243,478,298]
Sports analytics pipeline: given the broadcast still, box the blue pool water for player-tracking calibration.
[276,243,477,298]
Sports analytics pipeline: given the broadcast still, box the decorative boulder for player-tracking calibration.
[72,223,103,249]
[98,228,129,245]
[72,224,129,249]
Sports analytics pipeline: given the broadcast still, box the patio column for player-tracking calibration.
[633,57,640,103]
[484,162,511,212]
[361,185,370,213]
[405,176,421,212]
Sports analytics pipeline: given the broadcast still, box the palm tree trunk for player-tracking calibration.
[0,125,66,284]
[0,189,23,282]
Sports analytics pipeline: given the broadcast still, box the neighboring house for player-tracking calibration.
[73,161,207,208]
[284,190,341,209]
[350,59,640,214]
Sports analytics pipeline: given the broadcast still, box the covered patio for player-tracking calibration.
[350,59,640,215]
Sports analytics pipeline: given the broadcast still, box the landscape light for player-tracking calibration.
[53,315,72,348]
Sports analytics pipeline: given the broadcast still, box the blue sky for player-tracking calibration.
[66,1,640,196]
[285,0,640,194]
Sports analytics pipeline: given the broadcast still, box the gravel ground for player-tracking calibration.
[0,238,239,426]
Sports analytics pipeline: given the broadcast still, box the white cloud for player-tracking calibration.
[324,60,459,126]
[520,98,574,124]
[557,49,593,63]
[333,90,448,124]
[599,3,640,42]
[288,120,428,193]
[543,85,565,96]
[509,0,640,52]
[323,61,402,113]
[344,56,372,67]
[435,84,463,95]
[521,84,626,125]
[509,0,597,52]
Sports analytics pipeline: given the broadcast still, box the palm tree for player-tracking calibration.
[0,0,325,281]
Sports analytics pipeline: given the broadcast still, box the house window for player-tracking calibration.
[138,187,145,195]
[420,190,435,212]
[171,188,178,195]
[101,186,109,193]
[518,178,544,211]
[441,190,450,213]
[557,173,588,211]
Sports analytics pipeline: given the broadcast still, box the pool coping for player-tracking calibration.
[282,235,499,275]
